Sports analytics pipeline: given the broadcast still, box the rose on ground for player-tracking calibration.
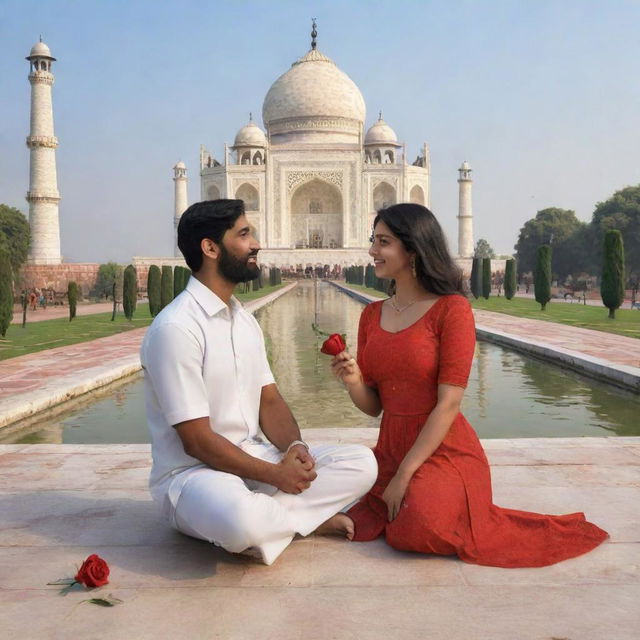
[320,333,346,356]
[75,554,110,588]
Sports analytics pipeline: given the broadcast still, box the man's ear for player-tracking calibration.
[201,238,219,261]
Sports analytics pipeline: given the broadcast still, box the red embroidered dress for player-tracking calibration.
[348,295,608,567]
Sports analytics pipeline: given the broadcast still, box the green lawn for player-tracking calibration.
[340,282,639,339]
[0,283,288,361]
[471,296,639,339]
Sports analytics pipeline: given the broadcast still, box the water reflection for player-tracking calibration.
[3,281,639,443]
[255,281,379,430]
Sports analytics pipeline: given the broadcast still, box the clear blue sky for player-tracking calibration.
[1,0,639,263]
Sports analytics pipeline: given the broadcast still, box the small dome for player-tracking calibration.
[459,161,471,171]
[28,40,54,59]
[233,121,267,147]
[365,116,399,145]
[174,161,186,169]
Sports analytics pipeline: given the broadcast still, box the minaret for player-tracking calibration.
[457,161,474,258]
[25,39,61,264]
[173,162,188,257]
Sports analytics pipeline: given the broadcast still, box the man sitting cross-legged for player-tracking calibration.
[141,199,377,564]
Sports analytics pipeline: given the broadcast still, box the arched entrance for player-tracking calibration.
[409,184,425,205]
[290,179,343,248]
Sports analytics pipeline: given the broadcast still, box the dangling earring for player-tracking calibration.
[411,256,417,278]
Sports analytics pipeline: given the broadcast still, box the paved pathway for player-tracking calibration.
[11,301,117,324]
[473,309,640,369]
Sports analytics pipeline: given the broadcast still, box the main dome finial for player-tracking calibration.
[311,18,317,50]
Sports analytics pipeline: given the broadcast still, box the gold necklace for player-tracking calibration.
[390,295,419,313]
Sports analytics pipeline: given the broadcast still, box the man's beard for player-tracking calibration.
[218,243,260,284]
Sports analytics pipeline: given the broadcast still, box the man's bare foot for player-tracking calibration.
[314,513,355,540]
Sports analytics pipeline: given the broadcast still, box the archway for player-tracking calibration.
[410,185,425,205]
[373,181,396,211]
[290,179,343,248]
[235,183,259,211]
[207,184,221,200]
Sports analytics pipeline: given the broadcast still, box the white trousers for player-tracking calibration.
[171,441,377,565]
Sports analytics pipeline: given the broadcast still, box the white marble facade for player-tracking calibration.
[195,38,432,268]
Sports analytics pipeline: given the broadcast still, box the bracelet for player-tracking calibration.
[286,439,309,454]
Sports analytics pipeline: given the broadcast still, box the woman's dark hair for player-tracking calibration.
[373,203,464,296]
[177,199,245,271]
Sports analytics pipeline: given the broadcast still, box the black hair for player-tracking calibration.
[373,203,464,296]
[177,199,245,272]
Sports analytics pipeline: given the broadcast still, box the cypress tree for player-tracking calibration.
[0,250,13,337]
[147,265,161,317]
[504,259,517,300]
[173,265,188,297]
[160,265,173,310]
[365,264,375,288]
[534,245,552,311]
[122,265,137,320]
[482,258,492,299]
[470,257,482,299]
[601,229,625,319]
[67,281,79,322]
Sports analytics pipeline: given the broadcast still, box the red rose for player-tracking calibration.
[321,333,346,356]
[75,554,110,588]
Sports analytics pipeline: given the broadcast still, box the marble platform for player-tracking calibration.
[1,432,639,639]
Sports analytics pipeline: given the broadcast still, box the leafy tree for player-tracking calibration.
[474,238,496,259]
[534,245,552,311]
[600,230,625,319]
[589,184,640,279]
[504,259,517,300]
[470,257,482,299]
[514,208,587,280]
[482,258,491,299]
[93,262,122,299]
[160,265,173,310]
[0,249,13,337]
[147,265,161,317]
[123,265,137,320]
[67,281,79,322]
[0,204,30,275]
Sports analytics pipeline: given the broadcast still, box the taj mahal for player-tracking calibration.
[23,24,476,290]
[160,23,475,274]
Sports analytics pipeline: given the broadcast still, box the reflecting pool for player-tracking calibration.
[3,281,639,444]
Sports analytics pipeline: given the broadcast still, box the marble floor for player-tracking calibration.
[1,432,639,639]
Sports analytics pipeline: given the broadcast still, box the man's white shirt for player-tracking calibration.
[140,276,274,509]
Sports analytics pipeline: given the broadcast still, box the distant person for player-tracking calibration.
[329,203,608,567]
[141,199,376,565]
[29,291,37,311]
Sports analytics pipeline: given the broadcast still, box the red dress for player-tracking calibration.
[348,295,608,567]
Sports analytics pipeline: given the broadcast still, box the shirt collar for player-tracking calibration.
[186,276,240,317]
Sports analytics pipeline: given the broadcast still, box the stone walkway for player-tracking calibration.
[1,433,638,639]
[473,309,640,369]
[11,301,117,323]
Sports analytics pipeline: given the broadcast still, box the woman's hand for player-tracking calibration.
[330,350,363,388]
[382,472,411,521]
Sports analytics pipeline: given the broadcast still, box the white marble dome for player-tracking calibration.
[262,48,366,142]
[28,40,54,58]
[233,121,267,147]
[365,117,399,146]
